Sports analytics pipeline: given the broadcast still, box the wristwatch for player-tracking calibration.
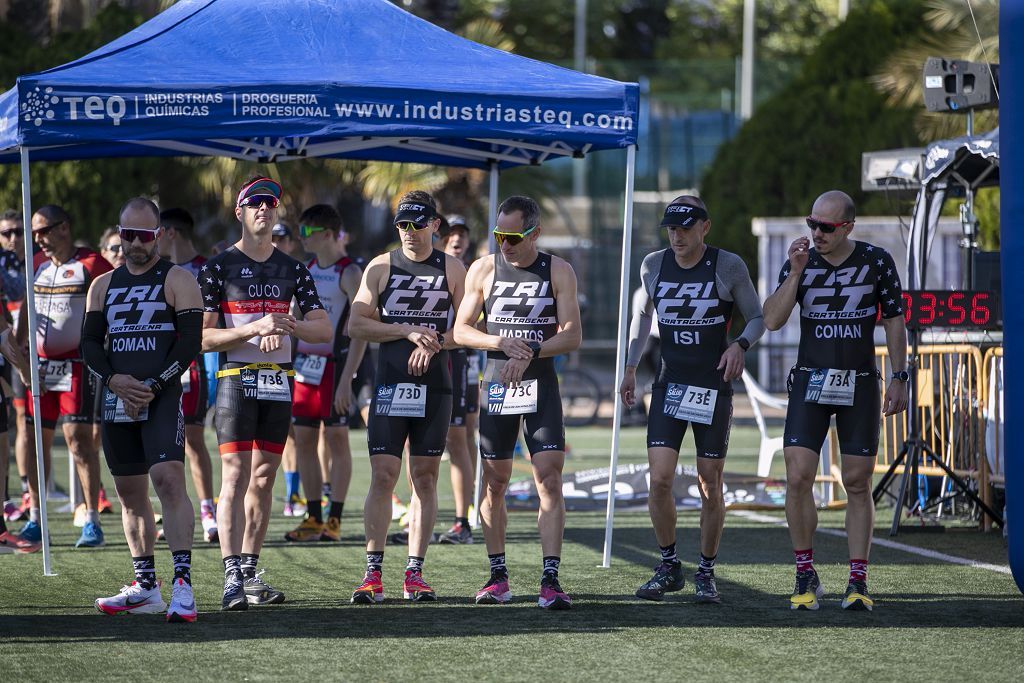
[143,377,163,394]
[891,370,909,382]
[736,337,750,351]
[437,333,445,347]
[527,341,542,358]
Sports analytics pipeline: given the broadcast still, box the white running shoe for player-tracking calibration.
[166,578,198,623]
[95,581,166,615]
[200,506,218,543]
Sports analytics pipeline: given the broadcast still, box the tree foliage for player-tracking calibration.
[700,0,928,270]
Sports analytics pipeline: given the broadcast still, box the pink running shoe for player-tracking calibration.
[538,576,572,610]
[475,575,512,605]
[403,570,437,602]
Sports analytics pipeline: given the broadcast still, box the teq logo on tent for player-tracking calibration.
[23,87,128,127]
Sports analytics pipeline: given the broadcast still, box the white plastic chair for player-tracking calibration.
[741,369,789,477]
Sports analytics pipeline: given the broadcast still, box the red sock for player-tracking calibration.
[849,559,868,584]
[794,548,814,574]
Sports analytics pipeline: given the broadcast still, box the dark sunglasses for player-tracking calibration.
[117,226,160,243]
[0,229,21,238]
[104,243,123,254]
[239,194,280,209]
[805,216,852,234]
[395,221,431,233]
[493,225,537,246]
[32,221,64,238]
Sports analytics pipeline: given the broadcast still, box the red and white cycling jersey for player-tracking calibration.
[33,248,112,360]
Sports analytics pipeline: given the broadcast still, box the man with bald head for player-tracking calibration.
[764,190,908,612]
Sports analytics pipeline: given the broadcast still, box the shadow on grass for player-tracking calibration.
[6,583,1024,644]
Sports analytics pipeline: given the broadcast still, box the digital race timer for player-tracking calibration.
[900,290,1001,329]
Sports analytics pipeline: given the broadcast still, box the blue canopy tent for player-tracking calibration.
[1000,1,1023,594]
[0,0,640,574]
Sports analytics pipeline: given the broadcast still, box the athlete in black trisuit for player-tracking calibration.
[83,197,203,622]
[200,177,331,611]
[157,207,218,544]
[620,196,764,604]
[348,191,466,604]
[763,190,908,612]
[454,195,582,610]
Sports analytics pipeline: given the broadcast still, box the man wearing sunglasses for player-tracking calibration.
[764,189,908,612]
[348,191,466,604]
[157,208,219,545]
[283,204,366,544]
[82,197,203,622]
[619,196,764,605]
[453,195,582,610]
[200,176,331,611]
[14,205,112,549]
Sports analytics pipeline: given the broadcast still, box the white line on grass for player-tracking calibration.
[734,510,1012,575]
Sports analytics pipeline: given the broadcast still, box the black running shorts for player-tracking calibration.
[367,387,452,457]
[214,373,294,456]
[101,388,185,476]
[784,368,881,457]
[479,372,565,460]
[646,384,733,458]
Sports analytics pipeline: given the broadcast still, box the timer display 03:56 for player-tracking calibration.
[899,290,1000,329]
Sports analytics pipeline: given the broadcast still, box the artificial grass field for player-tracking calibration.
[1,425,1022,682]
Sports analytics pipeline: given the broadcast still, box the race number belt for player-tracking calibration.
[375,383,427,417]
[217,362,294,402]
[41,358,74,392]
[486,379,538,415]
[102,388,150,423]
[803,368,855,406]
[294,353,328,386]
[663,382,717,425]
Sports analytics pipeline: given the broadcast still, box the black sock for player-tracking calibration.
[542,556,560,580]
[133,555,157,590]
[171,549,192,585]
[406,555,424,573]
[456,517,470,529]
[240,553,259,579]
[697,553,717,575]
[367,551,384,573]
[329,500,344,520]
[488,552,507,577]
[223,554,242,577]
[0,513,7,534]
[660,542,678,564]
[307,499,323,524]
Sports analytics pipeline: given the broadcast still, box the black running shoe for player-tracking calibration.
[438,523,473,544]
[244,570,286,605]
[841,580,874,611]
[790,569,824,610]
[221,574,248,611]
[389,529,409,546]
[635,561,685,601]
[694,571,721,604]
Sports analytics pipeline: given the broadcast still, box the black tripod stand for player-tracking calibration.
[871,327,1004,535]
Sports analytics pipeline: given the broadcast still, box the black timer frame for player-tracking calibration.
[871,287,1003,535]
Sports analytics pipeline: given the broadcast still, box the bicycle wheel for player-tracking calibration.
[559,368,602,427]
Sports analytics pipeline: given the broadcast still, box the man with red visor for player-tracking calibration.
[200,176,330,611]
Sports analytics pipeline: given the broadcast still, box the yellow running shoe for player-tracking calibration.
[790,570,825,610]
[284,516,324,542]
[841,580,874,611]
[320,516,342,542]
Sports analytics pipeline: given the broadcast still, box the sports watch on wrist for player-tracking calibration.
[891,370,909,383]
[527,341,542,358]
[736,338,750,351]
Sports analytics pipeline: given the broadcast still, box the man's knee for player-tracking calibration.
[842,467,873,496]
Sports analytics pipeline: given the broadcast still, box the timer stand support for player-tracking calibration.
[871,301,1003,534]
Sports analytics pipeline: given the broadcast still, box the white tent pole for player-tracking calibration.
[601,144,636,568]
[20,147,55,576]
[470,161,500,530]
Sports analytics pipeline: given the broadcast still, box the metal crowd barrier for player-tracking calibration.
[876,344,995,526]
